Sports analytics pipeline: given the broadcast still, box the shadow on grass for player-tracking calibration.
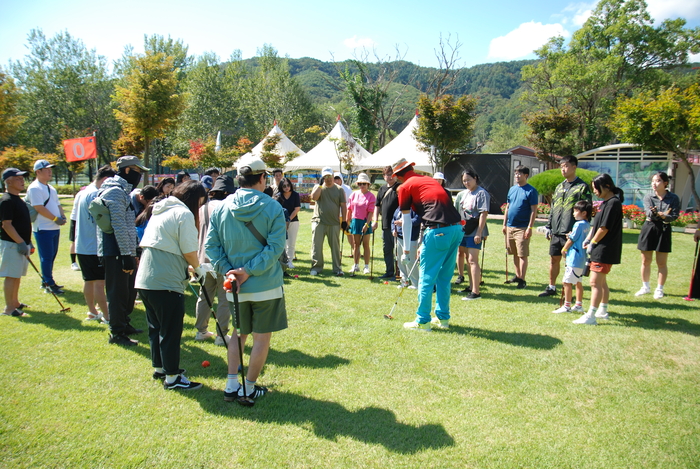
[20,309,91,331]
[266,348,350,368]
[609,312,700,336]
[446,325,563,350]
[186,390,455,454]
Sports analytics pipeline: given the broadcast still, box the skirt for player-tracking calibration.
[637,220,671,253]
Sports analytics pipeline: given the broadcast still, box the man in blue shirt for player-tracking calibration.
[501,166,539,289]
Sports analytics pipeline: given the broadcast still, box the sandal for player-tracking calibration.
[85,312,104,321]
[3,310,27,317]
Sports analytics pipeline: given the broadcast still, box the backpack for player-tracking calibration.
[88,186,122,235]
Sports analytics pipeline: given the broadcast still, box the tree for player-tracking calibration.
[523,108,579,161]
[529,168,599,204]
[113,50,185,182]
[611,83,700,209]
[0,68,22,145]
[413,94,477,172]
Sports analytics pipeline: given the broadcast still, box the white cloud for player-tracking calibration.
[562,1,596,26]
[343,36,375,49]
[488,22,570,61]
[647,0,700,22]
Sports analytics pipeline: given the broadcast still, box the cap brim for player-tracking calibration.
[135,164,150,171]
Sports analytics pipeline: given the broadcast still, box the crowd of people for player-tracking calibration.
[2,154,699,402]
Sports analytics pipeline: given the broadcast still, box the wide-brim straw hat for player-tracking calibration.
[357,173,371,184]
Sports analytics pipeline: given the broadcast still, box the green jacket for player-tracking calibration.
[547,177,592,235]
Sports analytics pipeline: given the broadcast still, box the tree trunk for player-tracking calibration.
[680,155,700,210]
[143,137,152,185]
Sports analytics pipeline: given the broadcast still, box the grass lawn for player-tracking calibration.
[1,199,699,468]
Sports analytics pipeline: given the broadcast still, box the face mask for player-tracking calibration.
[121,169,142,188]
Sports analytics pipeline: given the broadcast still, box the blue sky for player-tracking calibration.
[1,0,699,69]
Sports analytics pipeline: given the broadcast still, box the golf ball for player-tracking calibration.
[202,360,210,368]
[384,281,389,285]
[294,275,299,278]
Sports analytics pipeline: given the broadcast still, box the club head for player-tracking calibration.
[480,281,485,285]
[383,314,394,320]
[236,396,255,407]
[61,307,71,312]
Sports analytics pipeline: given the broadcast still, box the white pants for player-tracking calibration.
[396,236,419,287]
[286,220,299,261]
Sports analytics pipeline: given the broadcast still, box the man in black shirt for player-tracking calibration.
[0,168,34,316]
[372,166,400,279]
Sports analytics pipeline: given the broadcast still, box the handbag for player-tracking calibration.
[462,217,479,235]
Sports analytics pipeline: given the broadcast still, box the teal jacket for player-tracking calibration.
[205,188,286,294]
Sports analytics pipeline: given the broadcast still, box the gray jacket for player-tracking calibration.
[96,175,137,257]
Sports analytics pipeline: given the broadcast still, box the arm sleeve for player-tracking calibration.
[401,212,413,247]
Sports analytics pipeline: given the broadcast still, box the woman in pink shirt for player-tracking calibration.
[346,173,376,275]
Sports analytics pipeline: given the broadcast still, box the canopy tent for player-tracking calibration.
[284,120,372,173]
[356,115,434,173]
[235,123,305,169]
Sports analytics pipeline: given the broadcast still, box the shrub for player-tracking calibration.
[528,168,599,204]
[537,203,551,215]
[672,211,699,227]
[500,203,507,214]
[299,193,311,204]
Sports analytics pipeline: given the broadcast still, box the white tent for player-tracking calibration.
[235,123,305,169]
[284,120,372,173]
[356,115,434,173]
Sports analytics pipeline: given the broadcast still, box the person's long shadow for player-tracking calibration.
[445,325,562,350]
[186,390,455,454]
[608,312,700,336]
[265,348,351,368]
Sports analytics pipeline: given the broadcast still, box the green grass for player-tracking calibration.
[1,200,699,468]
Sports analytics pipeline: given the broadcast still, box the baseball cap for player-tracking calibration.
[2,168,28,180]
[200,175,213,190]
[321,167,334,178]
[116,155,150,171]
[241,157,267,175]
[212,175,236,194]
[33,160,55,171]
[433,172,445,181]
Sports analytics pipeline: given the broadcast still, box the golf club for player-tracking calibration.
[339,227,345,267]
[370,229,375,280]
[188,277,228,349]
[684,240,699,301]
[504,235,511,283]
[27,257,70,312]
[480,238,486,286]
[384,256,420,319]
[231,285,254,407]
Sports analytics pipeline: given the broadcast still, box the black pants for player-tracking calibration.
[104,256,137,335]
[382,228,395,276]
[139,289,185,374]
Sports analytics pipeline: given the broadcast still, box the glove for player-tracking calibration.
[341,220,348,231]
[401,251,411,266]
[55,216,67,226]
[17,242,29,256]
[192,265,206,283]
[121,255,136,271]
[544,227,552,240]
[586,242,596,255]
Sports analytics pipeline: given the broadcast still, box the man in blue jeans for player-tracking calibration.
[26,159,66,295]
[393,158,462,331]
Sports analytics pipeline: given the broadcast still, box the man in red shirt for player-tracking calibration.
[393,158,463,331]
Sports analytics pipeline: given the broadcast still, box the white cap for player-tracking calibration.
[321,167,334,177]
[433,172,445,181]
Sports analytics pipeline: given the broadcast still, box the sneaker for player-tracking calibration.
[45,284,64,295]
[504,276,520,284]
[153,368,186,380]
[458,286,472,293]
[462,292,481,300]
[223,387,241,402]
[571,304,585,313]
[408,285,417,289]
[572,314,597,325]
[109,333,138,346]
[363,265,370,274]
[454,275,464,285]
[214,335,230,346]
[124,324,144,335]
[238,383,268,399]
[287,261,294,269]
[653,288,664,300]
[349,264,359,274]
[538,286,556,297]
[396,283,407,289]
[516,279,527,289]
[310,270,319,276]
[71,262,81,271]
[635,286,651,297]
[195,331,215,341]
[335,271,344,277]
[430,317,449,330]
[380,273,395,279]
[552,305,571,314]
[403,320,431,332]
[594,310,609,320]
[163,374,202,391]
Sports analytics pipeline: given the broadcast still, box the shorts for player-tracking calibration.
[232,296,288,335]
[506,226,530,257]
[349,218,373,235]
[0,240,29,278]
[562,266,585,284]
[637,221,672,253]
[590,262,612,274]
[77,254,105,281]
[460,236,482,250]
[549,234,568,256]
[69,220,76,242]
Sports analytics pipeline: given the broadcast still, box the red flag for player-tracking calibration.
[64,137,97,163]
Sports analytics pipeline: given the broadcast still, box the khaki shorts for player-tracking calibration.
[0,240,29,278]
[506,227,531,257]
[231,296,288,335]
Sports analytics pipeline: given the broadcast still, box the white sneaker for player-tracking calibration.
[595,310,609,320]
[214,335,230,346]
[571,304,585,313]
[573,314,597,325]
[635,286,651,296]
[71,262,81,271]
[310,270,319,276]
[653,288,664,300]
[195,331,215,341]
[363,265,370,274]
[430,317,449,329]
[403,320,431,332]
[408,285,417,289]
[287,261,294,269]
[349,264,359,274]
[552,305,571,314]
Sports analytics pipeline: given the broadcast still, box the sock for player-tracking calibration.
[548,284,556,290]
[154,367,164,374]
[575,301,583,308]
[657,284,664,291]
[642,281,650,289]
[70,253,77,263]
[599,303,608,313]
[165,374,178,384]
[564,301,571,309]
[588,306,597,316]
[225,373,239,393]
[244,378,256,394]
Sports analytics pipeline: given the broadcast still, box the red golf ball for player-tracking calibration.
[202,360,210,368]
[384,281,389,285]
[294,275,299,278]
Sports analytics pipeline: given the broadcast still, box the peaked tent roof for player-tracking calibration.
[356,115,434,173]
[235,123,306,169]
[284,120,372,173]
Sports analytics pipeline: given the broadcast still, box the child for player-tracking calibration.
[391,207,421,288]
[552,201,592,314]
